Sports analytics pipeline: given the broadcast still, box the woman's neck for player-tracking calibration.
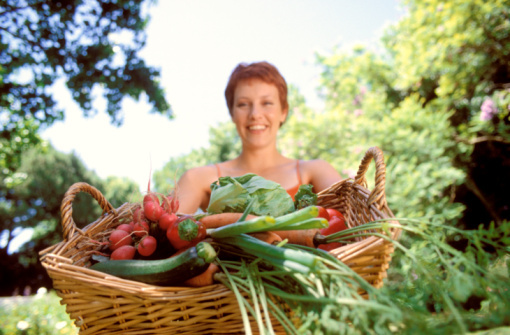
[233,147,289,174]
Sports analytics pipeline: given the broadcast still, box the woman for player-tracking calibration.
[177,61,341,214]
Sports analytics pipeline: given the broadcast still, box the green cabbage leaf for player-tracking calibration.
[206,173,295,217]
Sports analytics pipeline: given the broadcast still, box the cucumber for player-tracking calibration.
[90,241,217,286]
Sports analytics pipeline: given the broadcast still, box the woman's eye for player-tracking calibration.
[263,101,273,106]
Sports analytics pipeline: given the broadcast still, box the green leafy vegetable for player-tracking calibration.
[207,173,295,217]
[293,184,318,209]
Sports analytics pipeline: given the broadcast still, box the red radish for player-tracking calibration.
[109,229,133,250]
[143,165,161,207]
[133,220,149,237]
[137,235,157,257]
[159,212,178,231]
[143,192,160,205]
[116,223,133,234]
[144,200,163,221]
[132,208,145,223]
[162,195,179,214]
[110,245,136,260]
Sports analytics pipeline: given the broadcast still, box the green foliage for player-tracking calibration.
[0,0,171,215]
[1,0,170,127]
[0,288,78,335]
[0,144,141,295]
[383,218,510,333]
[149,1,509,332]
[103,175,143,207]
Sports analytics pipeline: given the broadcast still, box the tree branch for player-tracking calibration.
[465,174,502,225]
[454,134,510,145]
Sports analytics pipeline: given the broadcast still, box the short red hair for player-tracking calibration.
[224,61,288,115]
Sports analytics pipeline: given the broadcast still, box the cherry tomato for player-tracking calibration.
[317,210,347,251]
[326,208,343,220]
[317,242,343,251]
[316,206,330,220]
[167,218,205,250]
[191,221,207,244]
[320,214,347,236]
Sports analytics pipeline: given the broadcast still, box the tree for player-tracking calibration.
[153,0,509,230]
[0,0,171,184]
[0,0,169,294]
[382,0,510,228]
[0,144,141,295]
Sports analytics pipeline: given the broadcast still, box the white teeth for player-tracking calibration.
[249,125,266,130]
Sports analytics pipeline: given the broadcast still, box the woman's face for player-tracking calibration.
[231,79,288,150]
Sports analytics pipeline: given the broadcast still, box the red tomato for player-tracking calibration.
[167,218,205,250]
[317,210,347,251]
[320,215,347,236]
[317,242,343,251]
[326,208,344,220]
[316,206,330,220]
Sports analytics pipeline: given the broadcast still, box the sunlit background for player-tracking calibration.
[40,0,401,190]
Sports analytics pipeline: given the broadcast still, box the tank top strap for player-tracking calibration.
[296,160,302,185]
[215,163,222,179]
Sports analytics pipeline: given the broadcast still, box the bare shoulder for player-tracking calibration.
[181,164,217,179]
[177,164,220,214]
[300,159,342,192]
[179,164,219,189]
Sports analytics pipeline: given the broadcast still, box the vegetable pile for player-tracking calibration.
[90,175,402,333]
[85,173,510,334]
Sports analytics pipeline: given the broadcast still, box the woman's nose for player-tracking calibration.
[249,103,263,118]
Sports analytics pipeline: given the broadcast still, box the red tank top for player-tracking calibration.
[215,160,302,200]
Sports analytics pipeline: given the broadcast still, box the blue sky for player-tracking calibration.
[41,0,402,190]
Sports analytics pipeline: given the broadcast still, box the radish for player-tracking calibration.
[133,220,149,238]
[137,235,157,257]
[109,229,133,250]
[142,167,164,221]
[159,212,178,231]
[143,192,160,205]
[162,195,179,214]
[132,208,145,223]
[110,245,136,260]
[144,200,163,221]
[116,223,133,234]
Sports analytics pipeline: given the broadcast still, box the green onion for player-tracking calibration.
[216,233,319,270]
[210,215,276,238]
[271,205,319,230]
[273,217,328,231]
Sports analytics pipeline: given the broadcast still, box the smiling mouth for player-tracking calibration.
[248,125,267,130]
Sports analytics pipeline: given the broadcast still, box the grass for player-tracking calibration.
[0,288,78,335]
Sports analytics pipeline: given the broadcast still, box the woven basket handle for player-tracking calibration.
[60,182,114,240]
[353,146,387,210]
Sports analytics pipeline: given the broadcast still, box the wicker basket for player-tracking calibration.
[40,146,400,334]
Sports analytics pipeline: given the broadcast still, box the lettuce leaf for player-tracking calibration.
[294,184,318,209]
[206,173,295,217]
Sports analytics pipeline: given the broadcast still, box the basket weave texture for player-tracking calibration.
[40,146,400,334]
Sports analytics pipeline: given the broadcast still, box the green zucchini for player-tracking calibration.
[90,241,217,286]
